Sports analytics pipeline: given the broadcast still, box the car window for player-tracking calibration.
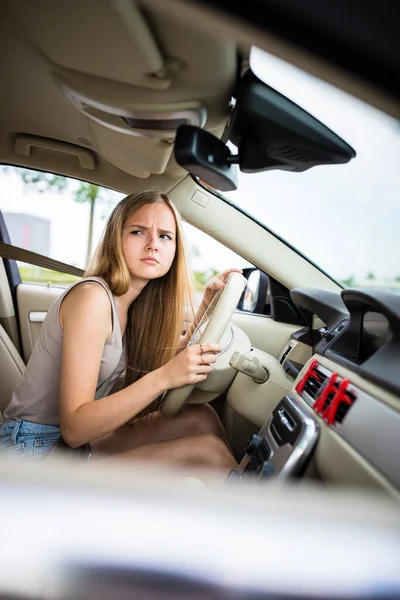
[0,167,253,292]
[0,166,124,285]
[181,221,254,303]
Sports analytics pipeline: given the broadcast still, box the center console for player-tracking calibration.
[229,396,319,481]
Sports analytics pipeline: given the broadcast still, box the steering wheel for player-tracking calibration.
[161,271,246,417]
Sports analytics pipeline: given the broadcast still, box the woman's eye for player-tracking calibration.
[160,234,172,240]
[131,230,144,235]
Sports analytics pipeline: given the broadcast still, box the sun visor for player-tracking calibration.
[87,120,174,178]
[9,0,172,90]
[53,71,207,140]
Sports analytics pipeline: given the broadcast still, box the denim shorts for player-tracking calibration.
[0,419,61,460]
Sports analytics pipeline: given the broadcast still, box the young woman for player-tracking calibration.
[0,191,238,473]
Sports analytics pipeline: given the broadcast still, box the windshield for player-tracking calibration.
[224,47,400,290]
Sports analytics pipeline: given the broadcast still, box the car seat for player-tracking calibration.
[0,325,25,421]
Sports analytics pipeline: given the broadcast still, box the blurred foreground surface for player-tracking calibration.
[0,455,400,600]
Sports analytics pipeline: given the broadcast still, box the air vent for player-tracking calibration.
[296,361,357,424]
[335,388,357,423]
[313,374,357,425]
[295,360,328,402]
[302,369,328,400]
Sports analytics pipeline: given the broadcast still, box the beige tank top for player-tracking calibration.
[4,277,125,425]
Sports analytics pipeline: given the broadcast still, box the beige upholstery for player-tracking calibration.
[0,325,25,420]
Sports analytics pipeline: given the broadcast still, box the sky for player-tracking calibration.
[1,47,399,281]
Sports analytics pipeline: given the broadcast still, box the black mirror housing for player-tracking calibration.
[228,69,356,173]
[174,125,238,191]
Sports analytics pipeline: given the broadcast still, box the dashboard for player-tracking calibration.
[227,286,400,499]
[291,287,400,395]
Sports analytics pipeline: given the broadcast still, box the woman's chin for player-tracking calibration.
[130,265,165,281]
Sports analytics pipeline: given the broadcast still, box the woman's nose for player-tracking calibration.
[146,232,159,251]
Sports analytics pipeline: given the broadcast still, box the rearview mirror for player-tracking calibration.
[174,125,238,191]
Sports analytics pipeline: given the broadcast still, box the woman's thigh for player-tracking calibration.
[90,404,228,457]
[0,419,61,459]
[93,433,237,474]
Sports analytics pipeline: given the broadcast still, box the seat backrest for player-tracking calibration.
[0,325,25,420]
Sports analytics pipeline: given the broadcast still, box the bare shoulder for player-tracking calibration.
[60,281,112,331]
[63,280,111,309]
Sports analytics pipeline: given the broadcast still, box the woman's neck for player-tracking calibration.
[115,277,149,313]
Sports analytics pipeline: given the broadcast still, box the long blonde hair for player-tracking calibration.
[85,191,194,412]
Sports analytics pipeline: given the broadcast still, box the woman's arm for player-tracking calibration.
[58,284,218,447]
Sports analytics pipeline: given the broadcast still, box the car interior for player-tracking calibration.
[0,1,400,597]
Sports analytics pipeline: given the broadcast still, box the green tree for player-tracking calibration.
[75,182,101,267]
[341,275,355,287]
[10,168,103,267]
[193,268,218,290]
[366,271,376,280]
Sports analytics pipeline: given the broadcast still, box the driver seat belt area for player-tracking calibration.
[0,242,84,278]
[0,243,83,420]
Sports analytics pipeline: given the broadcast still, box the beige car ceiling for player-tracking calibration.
[0,0,240,193]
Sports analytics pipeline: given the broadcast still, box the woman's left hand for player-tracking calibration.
[203,268,243,303]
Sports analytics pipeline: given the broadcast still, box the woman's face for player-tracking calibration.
[122,201,177,282]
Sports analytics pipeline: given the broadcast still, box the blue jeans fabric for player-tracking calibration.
[0,419,61,459]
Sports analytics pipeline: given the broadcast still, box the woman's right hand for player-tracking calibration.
[159,343,221,390]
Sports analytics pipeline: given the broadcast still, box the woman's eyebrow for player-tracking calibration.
[126,223,146,229]
[126,223,175,236]
[159,228,176,236]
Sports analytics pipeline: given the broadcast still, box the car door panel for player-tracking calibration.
[0,259,21,353]
[17,283,64,363]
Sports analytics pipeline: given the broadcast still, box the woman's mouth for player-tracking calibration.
[141,257,159,265]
